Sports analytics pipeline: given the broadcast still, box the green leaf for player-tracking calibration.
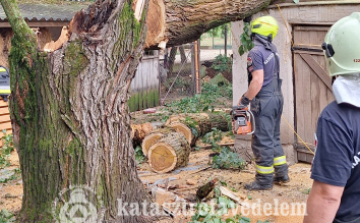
[238,46,245,56]
[214,187,221,198]
[220,181,227,186]
[239,216,251,223]
[226,218,236,223]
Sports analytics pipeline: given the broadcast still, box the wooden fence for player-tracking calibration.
[0,99,11,147]
[128,54,160,112]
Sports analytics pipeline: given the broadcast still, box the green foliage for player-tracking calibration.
[211,54,232,74]
[202,128,223,151]
[0,130,14,169]
[0,209,15,223]
[189,182,261,223]
[212,147,246,170]
[238,22,254,56]
[164,83,232,114]
[163,76,192,94]
[206,23,231,38]
[184,117,199,137]
[134,145,146,164]
[0,174,16,183]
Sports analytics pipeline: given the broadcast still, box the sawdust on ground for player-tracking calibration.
[1,149,312,223]
[140,149,312,223]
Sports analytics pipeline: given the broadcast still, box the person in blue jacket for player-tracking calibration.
[304,12,360,223]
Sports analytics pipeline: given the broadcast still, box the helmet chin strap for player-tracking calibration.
[332,74,360,108]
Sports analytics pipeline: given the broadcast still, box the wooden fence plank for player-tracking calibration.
[0,107,9,115]
[299,53,332,90]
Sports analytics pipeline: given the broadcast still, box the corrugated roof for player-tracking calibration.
[0,3,89,22]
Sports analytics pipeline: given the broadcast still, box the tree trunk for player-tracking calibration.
[145,0,272,48]
[0,0,273,221]
[148,132,190,173]
[165,113,229,145]
[3,0,160,222]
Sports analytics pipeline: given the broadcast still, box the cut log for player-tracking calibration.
[148,132,190,173]
[142,126,175,156]
[165,112,229,145]
[131,122,154,145]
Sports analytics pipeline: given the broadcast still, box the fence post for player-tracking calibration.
[195,40,201,94]
[191,43,196,95]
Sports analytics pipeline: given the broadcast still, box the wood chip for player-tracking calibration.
[186,179,197,186]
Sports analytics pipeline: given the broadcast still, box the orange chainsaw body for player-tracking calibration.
[236,116,252,135]
[231,106,255,135]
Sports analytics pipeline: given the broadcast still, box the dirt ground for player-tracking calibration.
[1,147,312,223]
[140,149,312,223]
[0,151,22,214]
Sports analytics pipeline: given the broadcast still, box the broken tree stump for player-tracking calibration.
[165,113,229,145]
[148,132,190,173]
[141,126,176,157]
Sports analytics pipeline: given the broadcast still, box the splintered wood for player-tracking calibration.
[43,26,70,52]
[144,0,167,49]
[0,26,70,67]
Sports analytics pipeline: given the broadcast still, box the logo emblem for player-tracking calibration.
[247,57,252,66]
[52,185,104,223]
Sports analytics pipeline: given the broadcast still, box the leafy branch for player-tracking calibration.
[238,22,254,56]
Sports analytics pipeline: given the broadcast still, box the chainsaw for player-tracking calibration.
[230,105,256,135]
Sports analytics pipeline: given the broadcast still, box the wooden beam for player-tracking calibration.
[289,20,334,26]
[293,50,324,56]
[0,21,69,28]
[268,0,360,8]
[294,26,330,32]
[299,53,332,91]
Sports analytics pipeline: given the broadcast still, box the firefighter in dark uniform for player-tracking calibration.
[238,16,289,190]
[304,12,360,223]
[0,66,10,102]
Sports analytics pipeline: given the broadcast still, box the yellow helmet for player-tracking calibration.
[251,16,279,40]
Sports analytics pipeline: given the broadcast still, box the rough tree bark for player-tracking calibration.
[0,0,272,222]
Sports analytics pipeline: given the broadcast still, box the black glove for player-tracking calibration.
[237,94,251,107]
[244,16,252,23]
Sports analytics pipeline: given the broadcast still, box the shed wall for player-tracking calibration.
[232,3,360,164]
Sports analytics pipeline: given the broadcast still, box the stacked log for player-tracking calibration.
[131,122,154,145]
[133,112,230,173]
[148,132,190,173]
[142,126,175,156]
[165,112,229,145]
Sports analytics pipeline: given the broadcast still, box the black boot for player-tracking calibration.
[273,174,290,184]
[245,174,273,190]
[274,164,290,185]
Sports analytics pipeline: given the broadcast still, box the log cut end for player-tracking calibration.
[142,132,164,156]
[166,122,192,145]
[131,123,153,143]
[148,142,177,173]
[148,132,190,173]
